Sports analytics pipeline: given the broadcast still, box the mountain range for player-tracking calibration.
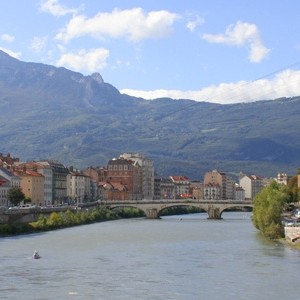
[0,50,299,179]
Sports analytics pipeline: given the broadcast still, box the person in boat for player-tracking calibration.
[33,250,40,259]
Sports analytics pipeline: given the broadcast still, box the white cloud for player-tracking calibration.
[30,36,47,52]
[39,0,77,17]
[55,8,179,42]
[0,47,21,59]
[186,15,205,32]
[202,21,270,63]
[120,69,300,104]
[56,48,109,73]
[1,33,15,43]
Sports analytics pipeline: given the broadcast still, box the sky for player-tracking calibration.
[1,0,300,104]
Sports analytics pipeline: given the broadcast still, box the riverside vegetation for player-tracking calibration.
[0,206,203,237]
[252,176,300,240]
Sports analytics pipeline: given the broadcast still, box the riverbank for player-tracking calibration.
[0,207,144,237]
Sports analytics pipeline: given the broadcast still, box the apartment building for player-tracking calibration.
[38,160,69,204]
[15,162,53,206]
[170,175,190,199]
[106,157,143,200]
[67,167,92,204]
[239,174,264,200]
[119,153,154,200]
[13,167,44,206]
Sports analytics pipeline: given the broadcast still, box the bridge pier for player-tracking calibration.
[207,206,222,219]
[144,208,160,219]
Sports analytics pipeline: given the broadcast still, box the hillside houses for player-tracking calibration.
[0,152,298,207]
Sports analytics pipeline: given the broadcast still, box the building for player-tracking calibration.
[15,162,53,206]
[0,167,21,207]
[119,153,154,200]
[239,174,264,200]
[107,158,143,200]
[276,173,288,185]
[190,181,204,200]
[67,167,92,204]
[38,160,69,204]
[0,153,20,166]
[13,167,45,206]
[0,175,10,207]
[204,170,236,200]
[203,183,221,200]
[170,176,191,199]
[235,186,245,201]
[156,177,175,200]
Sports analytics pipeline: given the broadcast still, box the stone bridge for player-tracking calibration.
[101,199,253,219]
[0,199,253,224]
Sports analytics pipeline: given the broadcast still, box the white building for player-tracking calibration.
[239,174,264,200]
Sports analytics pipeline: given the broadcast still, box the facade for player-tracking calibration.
[239,174,264,200]
[0,175,10,207]
[204,170,236,200]
[0,167,21,207]
[15,162,53,206]
[119,153,154,200]
[84,166,107,183]
[235,186,245,201]
[38,160,69,204]
[190,181,204,200]
[67,168,92,204]
[98,181,128,201]
[13,168,45,206]
[203,183,221,200]
[107,158,143,200]
[159,177,175,200]
[170,176,190,199]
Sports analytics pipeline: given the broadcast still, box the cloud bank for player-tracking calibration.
[121,69,300,104]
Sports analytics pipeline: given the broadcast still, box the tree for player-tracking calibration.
[7,187,25,207]
[252,181,289,239]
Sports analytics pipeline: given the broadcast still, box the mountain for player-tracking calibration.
[0,50,299,179]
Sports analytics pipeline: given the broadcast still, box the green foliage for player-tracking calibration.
[161,205,202,216]
[116,207,145,218]
[253,182,289,239]
[7,187,25,206]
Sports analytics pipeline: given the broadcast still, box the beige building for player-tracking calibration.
[14,168,44,205]
[204,170,235,200]
[67,168,92,204]
[15,162,53,206]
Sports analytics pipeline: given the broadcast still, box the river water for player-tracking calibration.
[1,212,299,300]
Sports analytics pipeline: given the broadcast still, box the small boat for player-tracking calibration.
[32,250,41,259]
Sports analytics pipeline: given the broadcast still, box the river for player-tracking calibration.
[0,212,299,300]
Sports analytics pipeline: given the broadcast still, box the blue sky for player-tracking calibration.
[1,0,300,104]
